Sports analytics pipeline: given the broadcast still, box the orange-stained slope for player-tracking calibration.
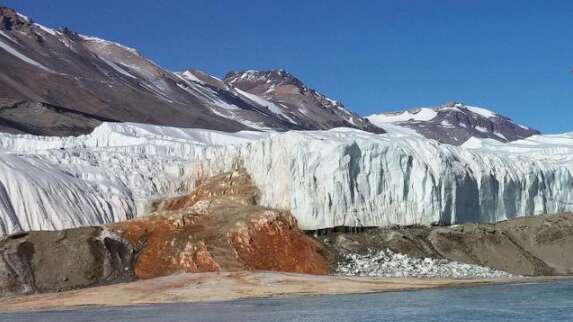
[108,169,329,279]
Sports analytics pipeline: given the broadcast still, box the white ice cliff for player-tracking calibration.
[0,122,572,235]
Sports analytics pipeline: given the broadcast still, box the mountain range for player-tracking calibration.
[0,6,539,144]
[367,102,539,145]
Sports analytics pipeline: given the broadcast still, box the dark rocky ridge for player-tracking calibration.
[0,7,381,135]
[318,213,573,276]
[0,99,117,135]
[0,227,135,296]
[0,7,31,32]
[224,70,384,133]
[0,7,541,143]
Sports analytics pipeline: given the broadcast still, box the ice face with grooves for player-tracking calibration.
[0,122,572,235]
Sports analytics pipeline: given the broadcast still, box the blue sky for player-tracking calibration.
[3,0,573,133]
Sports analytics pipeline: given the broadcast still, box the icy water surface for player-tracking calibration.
[3,280,573,321]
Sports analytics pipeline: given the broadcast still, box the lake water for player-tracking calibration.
[2,280,573,321]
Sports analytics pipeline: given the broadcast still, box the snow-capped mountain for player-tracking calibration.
[367,102,540,145]
[0,121,572,235]
[224,70,383,133]
[0,7,381,135]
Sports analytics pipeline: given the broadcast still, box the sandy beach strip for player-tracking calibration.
[0,271,569,313]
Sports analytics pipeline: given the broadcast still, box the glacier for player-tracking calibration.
[0,122,572,235]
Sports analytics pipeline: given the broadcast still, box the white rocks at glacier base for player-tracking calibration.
[336,249,514,279]
[0,122,572,235]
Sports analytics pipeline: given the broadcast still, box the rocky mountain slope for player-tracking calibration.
[224,70,382,133]
[368,102,540,145]
[0,7,380,135]
[0,6,543,145]
[0,98,116,135]
[0,121,571,235]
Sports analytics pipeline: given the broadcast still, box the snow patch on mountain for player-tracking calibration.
[375,123,423,137]
[179,70,204,84]
[33,23,57,36]
[223,69,382,132]
[368,108,438,124]
[79,34,139,55]
[494,132,508,141]
[466,106,497,119]
[475,126,488,133]
[0,30,16,43]
[234,87,298,124]
[15,12,30,22]
[0,38,53,72]
[99,56,137,79]
[367,103,540,145]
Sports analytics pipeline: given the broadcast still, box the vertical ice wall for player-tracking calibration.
[0,122,572,234]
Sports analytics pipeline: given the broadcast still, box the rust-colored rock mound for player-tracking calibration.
[108,169,329,279]
[0,169,329,296]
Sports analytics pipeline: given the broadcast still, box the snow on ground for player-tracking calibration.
[374,123,423,137]
[33,23,58,36]
[99,56,137,79]
[0,122,572,235]
[0,30,17,43]
[440,120,455,128]
[367,108,438,124]
[466,106,497,119]
[475,126,489,133]
[179,70,205,84]
[494,132,508,141]
[336,249,514,279]
[234,87,298,124]
[176,75,242,111]
[79,34,139,55]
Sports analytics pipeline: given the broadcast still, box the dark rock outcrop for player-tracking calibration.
[318,213,573,276]
[0,99,117,136]
[0,227,135,296]
[0,7,31,32]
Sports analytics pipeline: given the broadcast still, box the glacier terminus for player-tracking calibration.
[0,122,572,235]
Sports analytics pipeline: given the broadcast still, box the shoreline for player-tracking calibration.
[0,271,569,313]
